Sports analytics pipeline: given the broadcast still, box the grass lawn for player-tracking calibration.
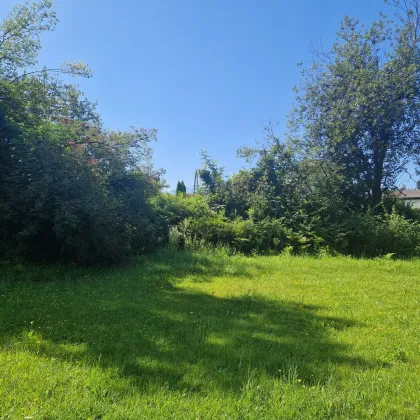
[0,249,419,419]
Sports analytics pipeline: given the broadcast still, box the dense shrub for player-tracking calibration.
[3,0,420,264]
[157,191,420,258]
[185,214,234,246]
[384,210,420,257]
[340,209,420,257]
[0,1,166,264]
[150,193,212,226]
[155,194,325,255]
[0,104,162,263]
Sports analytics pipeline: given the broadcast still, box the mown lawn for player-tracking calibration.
[0,250,419,419]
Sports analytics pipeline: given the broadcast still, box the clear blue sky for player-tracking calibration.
[3,0,410,191]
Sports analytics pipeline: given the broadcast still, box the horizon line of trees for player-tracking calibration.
[1,0,420,264]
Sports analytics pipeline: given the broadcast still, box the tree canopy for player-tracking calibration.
[290,0,420,204]
[2,0,420,263]
[0,0,163,263]
[176,180,187,194]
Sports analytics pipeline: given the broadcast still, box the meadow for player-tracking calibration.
[0,249,419,419]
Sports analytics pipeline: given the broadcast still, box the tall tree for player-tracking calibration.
[197,150,225,195]
[176,180,187,194]
[237,122,301,220]
[0,0,161,263]
[290,0,420,204]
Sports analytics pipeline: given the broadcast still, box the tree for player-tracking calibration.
[236,122,301,220]
[290,0,420,204]
[0,0,57,78]
[0,0,91,80]
[197,150,225,195]
[0,0,162,263]
[176,180,187,194]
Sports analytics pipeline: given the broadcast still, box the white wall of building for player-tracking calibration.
[405,199,420,209]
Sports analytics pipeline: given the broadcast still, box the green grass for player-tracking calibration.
[0,249,419,419]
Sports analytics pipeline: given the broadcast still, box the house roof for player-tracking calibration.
[396,189,420,199]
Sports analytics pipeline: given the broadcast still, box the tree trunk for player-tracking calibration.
[372,170,383,205]
[372,135,386,205]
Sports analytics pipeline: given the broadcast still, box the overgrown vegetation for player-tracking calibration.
[2,0,419,263]
[1,2,420,417]
[0,0,165,263]
[161,0,420,258]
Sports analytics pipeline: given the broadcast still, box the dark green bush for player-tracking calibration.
[341,209,420,257]
[0,117,162,264]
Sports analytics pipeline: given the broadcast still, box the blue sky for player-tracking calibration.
[2,0,409,191]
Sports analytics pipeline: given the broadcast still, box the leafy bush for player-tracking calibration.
[0,113,162,264]
[0,1,164,264]
[341,209,420,257]
[185,214,234,246]
[384,210,420,257]
[166,212,324,256]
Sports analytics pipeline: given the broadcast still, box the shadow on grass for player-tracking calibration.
[0,249,371,393]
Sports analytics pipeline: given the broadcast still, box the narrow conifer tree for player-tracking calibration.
[176,180,187,194]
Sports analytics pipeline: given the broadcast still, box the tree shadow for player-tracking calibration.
[0,250,373,394]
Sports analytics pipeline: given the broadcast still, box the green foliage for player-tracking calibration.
[3,0,420,263]
[0,116,161,263]
[232,218,288,254]
[236,123,301,220]
[382,193,420,222]
[0,0,162,263]
[175,180,187,194]
[161,203,325,255]
[185,213,234,247]
[161,181,420,257]
[338,208,420,257]
[197,150,225,197]
[173,1,420,259]
[151,193,212,226]
[290,1,420,204]
[0,0,57,78]
[384,209,420,255]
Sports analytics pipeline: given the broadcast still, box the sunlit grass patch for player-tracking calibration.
[0,250,419,419]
